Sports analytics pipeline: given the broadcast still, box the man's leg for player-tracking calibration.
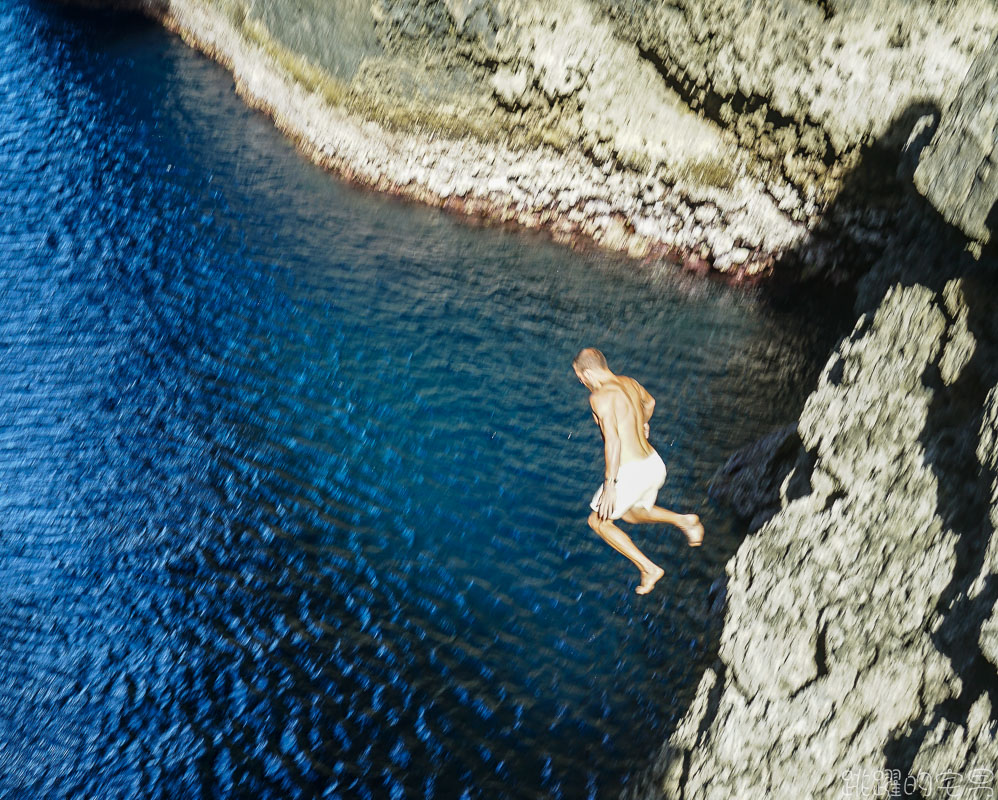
[621,506,704,546]
[587,511,665,595]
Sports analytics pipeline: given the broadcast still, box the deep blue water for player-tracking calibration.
[1,3,834,798]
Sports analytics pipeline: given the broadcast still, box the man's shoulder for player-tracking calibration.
[590,380,628,406]
[612,375,645,395]
[618,375,650,396]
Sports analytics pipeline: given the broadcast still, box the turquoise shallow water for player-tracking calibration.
[0,3,839,798]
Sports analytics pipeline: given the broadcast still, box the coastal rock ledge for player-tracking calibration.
[76,0,996,280]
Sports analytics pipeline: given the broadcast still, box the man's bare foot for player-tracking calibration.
[636,564,665,595]
[682,514,704,547]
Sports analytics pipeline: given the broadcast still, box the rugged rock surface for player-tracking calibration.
[75,0,998,277]
[637,226,998,796]
[602,1,995,202]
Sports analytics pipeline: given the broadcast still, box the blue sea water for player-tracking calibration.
[0,3,838,798]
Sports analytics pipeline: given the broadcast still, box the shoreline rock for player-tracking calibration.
[149,0,803,281]
[68,0,997,282]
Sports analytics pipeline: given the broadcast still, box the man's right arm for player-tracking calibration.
[639,384,655,438]
[640,385,655,421]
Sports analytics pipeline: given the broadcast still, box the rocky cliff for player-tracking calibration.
[77,0,996,279]
[639,175,998,796]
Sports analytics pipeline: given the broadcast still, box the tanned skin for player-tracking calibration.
[576,356,704,595]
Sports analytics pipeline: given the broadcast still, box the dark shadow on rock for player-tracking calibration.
[709,105,949,529]
[707,423,812,532]
[985,199,998,259]
[757,103,942,311]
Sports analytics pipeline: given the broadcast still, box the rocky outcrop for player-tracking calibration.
[641,234,998,796]
[602,1,995,204]
[74,0,998,278]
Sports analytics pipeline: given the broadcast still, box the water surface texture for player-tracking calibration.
[2,4,832,798]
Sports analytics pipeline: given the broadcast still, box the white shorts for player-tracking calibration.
[590,451,667,520]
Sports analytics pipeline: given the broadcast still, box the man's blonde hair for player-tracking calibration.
[573,347,608,372]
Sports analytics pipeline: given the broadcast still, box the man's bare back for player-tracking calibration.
[588,375,656,465]
[573,348,704,595]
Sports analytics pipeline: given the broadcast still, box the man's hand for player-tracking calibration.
[597,481,617,521]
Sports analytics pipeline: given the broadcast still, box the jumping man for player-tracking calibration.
[574,348,704,595]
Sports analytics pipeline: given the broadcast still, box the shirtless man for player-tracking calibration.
[574,348,704,595]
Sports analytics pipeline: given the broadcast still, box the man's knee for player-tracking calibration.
[587,511,603,531]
